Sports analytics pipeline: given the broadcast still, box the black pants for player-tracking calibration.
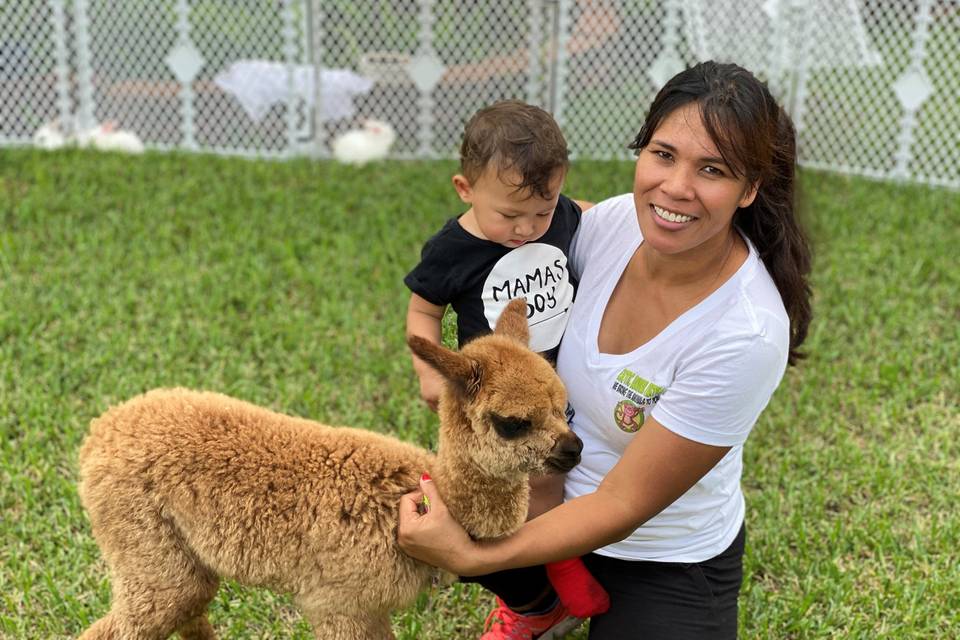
[466,524,746,639]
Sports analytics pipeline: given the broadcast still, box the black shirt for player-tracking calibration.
[405,195,582,360]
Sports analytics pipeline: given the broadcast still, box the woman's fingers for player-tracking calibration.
[418,473,440,512]
[399,489,425,519]
[397,472,475,572]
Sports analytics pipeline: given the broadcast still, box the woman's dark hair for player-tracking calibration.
[629,61,812,364]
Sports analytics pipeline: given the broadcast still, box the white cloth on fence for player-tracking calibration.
[681,0,882,80]
[214,60,374,123]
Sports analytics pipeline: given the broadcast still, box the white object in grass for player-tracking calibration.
[77,122,145,154]
[33,121,68,150]
[331,119,396,165]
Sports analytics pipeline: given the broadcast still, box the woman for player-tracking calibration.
[398,61,813,640]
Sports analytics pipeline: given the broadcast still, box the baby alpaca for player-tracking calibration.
[78,299,581,640]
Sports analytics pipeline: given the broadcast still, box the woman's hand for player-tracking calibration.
[397,475,483,575]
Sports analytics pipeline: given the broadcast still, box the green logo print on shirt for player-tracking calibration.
[612,369,665,433]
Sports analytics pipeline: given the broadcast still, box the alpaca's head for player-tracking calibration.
[408,299,582,478]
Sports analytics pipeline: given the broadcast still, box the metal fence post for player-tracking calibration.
[787,0,814,137]
[307,0,327,158]
[892,0,935,180]
[171,0,198,150]
[413,0,439,158]
[49,0,73,130]
[550,0,572,128]
[525,0,544,106]
[281,0,298,157]
[72,0,96,132]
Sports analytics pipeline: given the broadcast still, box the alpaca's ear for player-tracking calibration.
[408,336,483,398]
[493,298,530,345]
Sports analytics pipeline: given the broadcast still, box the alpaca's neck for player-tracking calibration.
[433,405,530,540]
[434,456,530,541]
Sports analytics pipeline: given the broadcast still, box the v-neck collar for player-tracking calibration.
[588,228,758,365]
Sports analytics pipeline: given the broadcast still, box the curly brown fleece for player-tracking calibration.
[77,298,581,640]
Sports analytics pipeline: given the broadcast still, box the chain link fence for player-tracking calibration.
[1,0,957,188]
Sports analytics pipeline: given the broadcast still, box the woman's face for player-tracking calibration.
[633,103,758,258]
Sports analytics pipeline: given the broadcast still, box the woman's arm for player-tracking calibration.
[398,417,730,575]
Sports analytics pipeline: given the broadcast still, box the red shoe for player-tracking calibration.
[480,597,583,640]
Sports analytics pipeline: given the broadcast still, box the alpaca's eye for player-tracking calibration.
[489,414,532,440]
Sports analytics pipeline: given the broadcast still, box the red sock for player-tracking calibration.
[545,557,610,618]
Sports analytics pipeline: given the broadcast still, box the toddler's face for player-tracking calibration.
[456,167,564,248]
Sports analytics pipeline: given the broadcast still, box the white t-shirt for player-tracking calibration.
[559,194,790,562]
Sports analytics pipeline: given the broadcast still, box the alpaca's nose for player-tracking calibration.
[565,433,583,457]
[546,432,583,473]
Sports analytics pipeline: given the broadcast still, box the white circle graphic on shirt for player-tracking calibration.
[481,243,574,353]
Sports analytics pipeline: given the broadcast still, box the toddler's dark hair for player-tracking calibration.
[460,100,569,199]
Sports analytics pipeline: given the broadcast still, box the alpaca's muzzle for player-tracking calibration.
[545,433,583,473]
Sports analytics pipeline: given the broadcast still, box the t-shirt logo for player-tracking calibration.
[481,243,574,353]
[612,369,664,433]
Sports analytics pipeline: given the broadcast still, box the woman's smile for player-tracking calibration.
[651,203,696,227]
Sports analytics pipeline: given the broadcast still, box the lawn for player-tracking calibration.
[1,149,957,638]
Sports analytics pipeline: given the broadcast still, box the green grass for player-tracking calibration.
[1,149,958,638]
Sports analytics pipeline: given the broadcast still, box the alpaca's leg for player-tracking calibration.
[78,610,216,640]
[78,568,219,640]
[307,616,394,640]
[176,613,217,640]
[300,605,394,640]
[79,568,219,640]
[80,508,219,640]
[77,614,121,640]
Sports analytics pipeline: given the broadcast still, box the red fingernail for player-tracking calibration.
[421,473,432,481]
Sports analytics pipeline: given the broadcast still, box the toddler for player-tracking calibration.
[404,100,609,632]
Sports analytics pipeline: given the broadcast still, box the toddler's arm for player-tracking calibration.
[406,293,447,412]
